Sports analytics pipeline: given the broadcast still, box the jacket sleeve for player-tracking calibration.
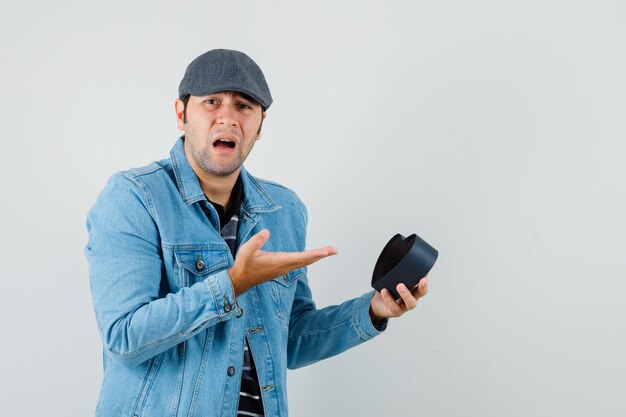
[284,201,387,369]
[286,277,387,369]
[85,173,239,368]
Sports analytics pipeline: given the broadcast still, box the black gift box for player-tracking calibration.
[371,233,438,300]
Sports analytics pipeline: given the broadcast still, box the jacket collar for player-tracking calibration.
[170,137,281,213]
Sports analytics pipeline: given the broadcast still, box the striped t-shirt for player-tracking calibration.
[206,176,265,416]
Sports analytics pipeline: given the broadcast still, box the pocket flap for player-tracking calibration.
[272,268,304,287]
[174,248,230,276]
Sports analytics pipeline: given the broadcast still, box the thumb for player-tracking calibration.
[239,229,270,258]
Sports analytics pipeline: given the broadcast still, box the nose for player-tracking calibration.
[216,103,238,127]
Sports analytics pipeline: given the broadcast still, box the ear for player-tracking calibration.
[256,111,266,141]
[175,99,185,131]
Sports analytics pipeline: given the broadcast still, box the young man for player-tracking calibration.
[86,49,428,417]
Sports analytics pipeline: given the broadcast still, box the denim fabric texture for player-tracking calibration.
[85,138,385,417]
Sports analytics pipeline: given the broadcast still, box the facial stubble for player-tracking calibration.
[184,122,261,178]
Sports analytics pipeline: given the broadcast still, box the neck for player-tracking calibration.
[184,154,240,211]
[198,170,239,210]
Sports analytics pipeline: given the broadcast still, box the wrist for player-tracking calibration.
[368,306,384,324]
[227,267,243,296]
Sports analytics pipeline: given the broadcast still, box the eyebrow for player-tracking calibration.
[232,92,260,106]
[199,91,261,108]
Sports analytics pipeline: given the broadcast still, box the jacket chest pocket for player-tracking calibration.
[174,247,231,287]
[270,268,303,322]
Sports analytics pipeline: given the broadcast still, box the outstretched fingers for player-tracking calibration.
[229,231,338,296]
[301,246,338,265]
[273,246,338,268]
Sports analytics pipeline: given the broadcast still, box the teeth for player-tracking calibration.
[214,138,236,149]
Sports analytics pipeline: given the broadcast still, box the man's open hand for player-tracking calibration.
[228,229,337,296]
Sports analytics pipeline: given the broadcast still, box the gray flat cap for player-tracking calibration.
[178,49,273,109]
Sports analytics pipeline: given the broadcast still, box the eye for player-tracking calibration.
[238,103,252,110]
[204,98,219,105]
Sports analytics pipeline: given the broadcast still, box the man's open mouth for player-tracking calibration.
[213,138,236,149]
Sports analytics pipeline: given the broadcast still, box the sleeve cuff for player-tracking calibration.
[206,269,241,320]
[353,291,388,340]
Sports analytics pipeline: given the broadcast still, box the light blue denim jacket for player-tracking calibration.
[86,138,385,417]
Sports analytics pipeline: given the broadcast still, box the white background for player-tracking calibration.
[1,1,625,416]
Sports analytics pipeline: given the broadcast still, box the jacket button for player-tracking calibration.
[224,302,232,313]
[227,366,236,377]
[195,258,205,271]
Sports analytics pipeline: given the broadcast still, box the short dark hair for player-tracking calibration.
[180,94,191,123]
[180,92,265,123]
